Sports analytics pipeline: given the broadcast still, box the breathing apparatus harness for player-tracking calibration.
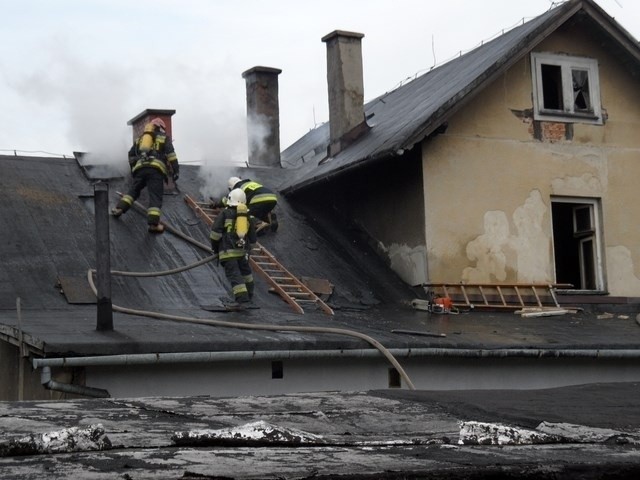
[234,203,249,248]
[130,123,170,177]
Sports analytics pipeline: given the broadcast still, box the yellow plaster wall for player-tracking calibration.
[422,23,640,296]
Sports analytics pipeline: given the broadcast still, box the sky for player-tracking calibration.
[1,0,638,169]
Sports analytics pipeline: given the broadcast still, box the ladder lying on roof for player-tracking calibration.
[421,282,574,311]
[184,195,334,316]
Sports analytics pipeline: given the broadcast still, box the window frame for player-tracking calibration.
[550,196,606,293]
[531,52,603,125]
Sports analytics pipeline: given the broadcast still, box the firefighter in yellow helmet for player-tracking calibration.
[111,117,179,233]
[210,188,258,307]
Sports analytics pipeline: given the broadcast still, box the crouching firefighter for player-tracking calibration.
[212,176,278,233]
[111,117,180,233]
[209,188,258,306]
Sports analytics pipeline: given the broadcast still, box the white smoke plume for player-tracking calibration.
[246,112,271,160]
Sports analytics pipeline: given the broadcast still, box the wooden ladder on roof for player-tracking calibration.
[422,282,574,311]
[184,194,334,316]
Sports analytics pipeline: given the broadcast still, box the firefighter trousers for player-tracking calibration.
[116,167,165,225]
[222,256,254,303]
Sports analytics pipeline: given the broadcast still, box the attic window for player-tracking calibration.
[531,52,602,125]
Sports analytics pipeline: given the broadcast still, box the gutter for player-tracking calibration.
[32,347,640,370]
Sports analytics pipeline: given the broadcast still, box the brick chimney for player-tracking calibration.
[127,108,176,140]
[322,30,368,157]
[242,66,282,168]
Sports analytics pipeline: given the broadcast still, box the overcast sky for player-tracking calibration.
[1,0,638,167]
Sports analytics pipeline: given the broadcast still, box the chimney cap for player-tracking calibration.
[242,66,283,78]
[127,108,176,126]
[321,30,364,43]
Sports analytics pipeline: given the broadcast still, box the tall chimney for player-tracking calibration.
[322,30,367,157]
[242,66,282,168]
[127,108,176,141]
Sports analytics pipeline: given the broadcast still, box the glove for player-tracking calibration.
[172,173,179,182]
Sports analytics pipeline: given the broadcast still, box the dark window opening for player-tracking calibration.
[272,361,283,379]
[541,64,563,110]
[552,201,598,290]
[388,368,401,388]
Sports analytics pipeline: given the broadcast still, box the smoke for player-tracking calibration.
[246,113,271,160]
[3,34,255,187]
[4,35,136,176]
[2,11,281,191]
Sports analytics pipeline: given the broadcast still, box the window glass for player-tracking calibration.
[572,69,591,112]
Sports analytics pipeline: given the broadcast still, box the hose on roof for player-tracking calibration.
[90,210,416,390]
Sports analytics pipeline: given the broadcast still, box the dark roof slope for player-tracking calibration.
[280,0,640,194]
[0,154,424,357]
[1,152,640,359]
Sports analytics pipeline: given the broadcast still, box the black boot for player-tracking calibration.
[269,212,278,232]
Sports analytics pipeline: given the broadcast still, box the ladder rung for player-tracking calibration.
[422,282,569,312]
[183,193,334,316]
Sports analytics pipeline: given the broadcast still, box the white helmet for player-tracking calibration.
[227,188,246,206]
[228,176,241,191]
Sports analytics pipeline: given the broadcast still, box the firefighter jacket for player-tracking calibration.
[209,206,257,262]
[223,179,277,207]
[128,130,179,178]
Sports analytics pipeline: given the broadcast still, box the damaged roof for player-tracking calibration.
[280,0,640,194]
[0,153,421,357]
[2,383,640,478]
[1,153,640,362]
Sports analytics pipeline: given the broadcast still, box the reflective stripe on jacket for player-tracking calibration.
[222,179,277,207]
[130,132,179,177]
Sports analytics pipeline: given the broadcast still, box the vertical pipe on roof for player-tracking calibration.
[242,66,283,167]
[94,182,113,331]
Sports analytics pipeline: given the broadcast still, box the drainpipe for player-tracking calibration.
[40,366,110,398]
[32,348,640,397]
[32,347,640,371]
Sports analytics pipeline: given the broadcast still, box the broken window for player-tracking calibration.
[551,198,604,292]
[531,52,602,125]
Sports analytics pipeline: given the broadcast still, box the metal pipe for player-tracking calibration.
[94,181,113,331]
[40,366,110,398]
[32,347,640,370]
